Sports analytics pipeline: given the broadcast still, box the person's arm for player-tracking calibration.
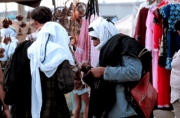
[0,65,11,118]
[104,55,142,82]
[91,55,142,83]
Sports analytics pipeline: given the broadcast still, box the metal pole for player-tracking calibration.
[52,0,56,9]
[18,4,25,21]
[96,0,99,16]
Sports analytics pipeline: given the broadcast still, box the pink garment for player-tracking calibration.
[82,20,90,63]
[75,18,90,63]
[90,15,100,67]
[75,15,100,67]
[145,6,158,92]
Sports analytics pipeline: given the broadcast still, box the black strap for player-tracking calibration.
[41,34,50,63]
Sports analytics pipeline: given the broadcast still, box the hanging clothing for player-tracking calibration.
[134,1,149,30]
[159,3,180,69]
[0,27,18,62]
[134,7,149,46]
[145,6,158,91]
[153,1,170,108]
[153,0,168,51]
[75,18,91,64]
[157,66,171,108]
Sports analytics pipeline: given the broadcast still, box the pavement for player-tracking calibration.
[70,110,175,118]
[67,92,176,118]
[153,109,175,118]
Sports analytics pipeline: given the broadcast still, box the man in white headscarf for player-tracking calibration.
[84,17,152,118]
[28,6,74,118]
[9,6,75,118]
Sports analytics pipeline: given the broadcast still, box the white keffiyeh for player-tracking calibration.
[88,17,119,50]
[27,22,74,118]
[0,27,18,61]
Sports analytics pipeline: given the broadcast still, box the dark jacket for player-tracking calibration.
[4,40,33,118]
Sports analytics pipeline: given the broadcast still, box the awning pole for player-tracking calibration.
[52,0,56,9]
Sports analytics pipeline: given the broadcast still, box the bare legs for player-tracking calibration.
[81,92,89,118]
[73,92,89,118]
[74,93,82,118]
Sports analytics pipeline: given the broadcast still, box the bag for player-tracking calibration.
[83,71,116,117]
[57,60,74,94]
[125,72,157,118]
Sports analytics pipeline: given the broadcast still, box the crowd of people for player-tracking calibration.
[0,4,179,118]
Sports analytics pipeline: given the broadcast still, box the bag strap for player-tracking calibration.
[41,34,50,63]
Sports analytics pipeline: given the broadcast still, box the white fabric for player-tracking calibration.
[27,21,74,118]
[25,27,42,41]
[0,27,18,61]
[170,50,180,103]
[88,17,119,50]
[115,14,134,37]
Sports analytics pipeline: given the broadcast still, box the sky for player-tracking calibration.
[0,0,146,12]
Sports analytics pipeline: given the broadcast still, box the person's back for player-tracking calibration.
[27,22,75,118]
[7,6,75,118]
[40,60,73,118]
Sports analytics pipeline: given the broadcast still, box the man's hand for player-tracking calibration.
[90,67,105,79]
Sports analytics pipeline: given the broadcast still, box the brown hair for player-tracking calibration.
[31,6,52,24]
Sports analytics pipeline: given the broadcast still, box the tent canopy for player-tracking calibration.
[115,14,134,37]
[0,0,41,8]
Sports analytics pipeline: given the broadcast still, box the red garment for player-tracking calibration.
[134,7,149,46]
[157,66,171,108]
[153,1,168,50]
[153,23,163,50]
[153,1,171,108]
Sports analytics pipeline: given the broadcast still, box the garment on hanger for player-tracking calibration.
[134,7,149,46]
[0,27,18,62]
[75,18,90,64]
[153,0,173,109]
[145,5,158,92]
[134,1,149,27]
[159,2,180,69]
